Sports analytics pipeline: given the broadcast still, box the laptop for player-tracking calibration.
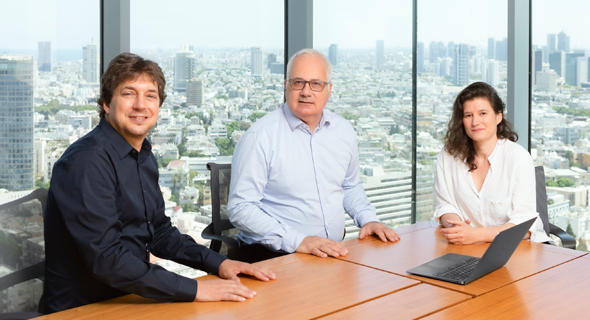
[406,217,537,285]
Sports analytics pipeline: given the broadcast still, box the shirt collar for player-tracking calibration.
[487,139,505,166]
[98,117,152,160]
[281,103,331,132]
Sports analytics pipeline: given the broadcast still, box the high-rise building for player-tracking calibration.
[452,44,469,86]
[495,38,508,61]
[447,41,456,61]
[429,41,446,63]
[536,70,558,92]
[547,34,557,54]
[376,40,384,68]
[174,51,197,92]
[38,41,51,72]
[329,44,338,66]
[0,55,35,191]
[417,42,424,73]
[488,38,495,60]
[267,53,277,68]
[250,47,262,75]
[565,53,584,86]
[533,50,543,85]
[575,57,588,86]
[549,51,566,78]
[557,31,570,53]
[186,79,204,107]
[82,44,99,83]
[438,57,452,77]
[486,59,499,87]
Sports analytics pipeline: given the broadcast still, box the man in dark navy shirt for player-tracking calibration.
[42,53,275,314]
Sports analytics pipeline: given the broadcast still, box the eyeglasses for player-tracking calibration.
[287,78,330,92]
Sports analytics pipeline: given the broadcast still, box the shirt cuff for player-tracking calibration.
[354,209,380,228]
[281,231,307,253]
[174,277,199,302]
[201,250,228,275]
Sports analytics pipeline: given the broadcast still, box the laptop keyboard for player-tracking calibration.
[433,257,480,281]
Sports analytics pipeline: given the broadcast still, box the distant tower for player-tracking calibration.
[376,40,384,68]
[251,47,262,75]
[38,41,51,72]
[267,53,277,68]
[452,44,469,86]
[417,42,424,72]
[174,50,197,92]
[486,59,499,87]
[533,50,543,85]
[565,53,584,86]
[549,51,566,79]
[487,38,495,60]
[557,32,570,53]
[187,79,204,107]
[82,44,99,83]
[329,44,338,66]
[547,34,557,54]
[495,38,508,61]
[0,55,35,191]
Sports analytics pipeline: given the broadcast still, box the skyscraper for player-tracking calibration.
[82,44,99,83]
[452,44,469,86]
[547,34,557,54]
[186,79,204,107]
[486,60,499,87]
[417,42,424,73]
[565,53,584,86]
[488,38,495,60]
[329,44,338,66]
[557,32,570,53]
[533,50,543,85]
[174,50,197,92]
[549,51,566,78]
[38,41,51,72]
[429,41,446,63]
[250,47,262,75]
[267,53,277,68]
[0,55,35,191]
[495,38,508,61]
[376,40,384,68]
[447,41,456,61]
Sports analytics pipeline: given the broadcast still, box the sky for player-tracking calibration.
[0,0,588,55]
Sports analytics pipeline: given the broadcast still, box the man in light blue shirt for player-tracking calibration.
[228,49,400,262]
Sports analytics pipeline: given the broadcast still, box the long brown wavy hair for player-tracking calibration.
[444,82,518,171]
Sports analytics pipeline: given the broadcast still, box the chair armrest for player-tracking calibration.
[201,223,240,259]
[549,223,576,250]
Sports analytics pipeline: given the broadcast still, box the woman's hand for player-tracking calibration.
[440,219,482,245]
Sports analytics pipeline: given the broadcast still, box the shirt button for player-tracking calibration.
[147,221,151,224]
[143,190,146,194]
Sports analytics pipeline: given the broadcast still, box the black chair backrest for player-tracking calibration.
[207,162,233,253]
[535,166,551,236]
[0,188,48,317]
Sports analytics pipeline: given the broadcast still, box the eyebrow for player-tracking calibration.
[120,86,158,93]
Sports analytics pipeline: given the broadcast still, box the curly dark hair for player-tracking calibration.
[444,82,518,171]
[97,53,167,118]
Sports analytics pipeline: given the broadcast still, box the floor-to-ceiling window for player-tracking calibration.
[314,0,414,238]
[532,0,590,251]
[0,0,99,313]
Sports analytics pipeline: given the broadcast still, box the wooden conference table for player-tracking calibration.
[35,221,588,319]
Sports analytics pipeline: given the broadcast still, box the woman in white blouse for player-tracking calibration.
[435,82,550,244]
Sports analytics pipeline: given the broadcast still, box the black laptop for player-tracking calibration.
[407,217,537,285]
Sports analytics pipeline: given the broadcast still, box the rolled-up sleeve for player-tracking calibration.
[433,149,463,223]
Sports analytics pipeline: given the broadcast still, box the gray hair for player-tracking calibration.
[285,48,332,82]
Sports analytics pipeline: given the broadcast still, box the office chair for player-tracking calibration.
[535,166,576,249]
[0,188,48,320]
[201,163,240,259]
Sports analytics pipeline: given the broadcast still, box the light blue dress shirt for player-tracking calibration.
[228,103,379,253]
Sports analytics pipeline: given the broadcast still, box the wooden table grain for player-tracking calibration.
[338,223,585,296]
[35,255,419,320]
[423,256,590,319]
[318,283,471,320]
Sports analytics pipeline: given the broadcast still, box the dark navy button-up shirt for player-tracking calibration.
[43,118,226,314]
